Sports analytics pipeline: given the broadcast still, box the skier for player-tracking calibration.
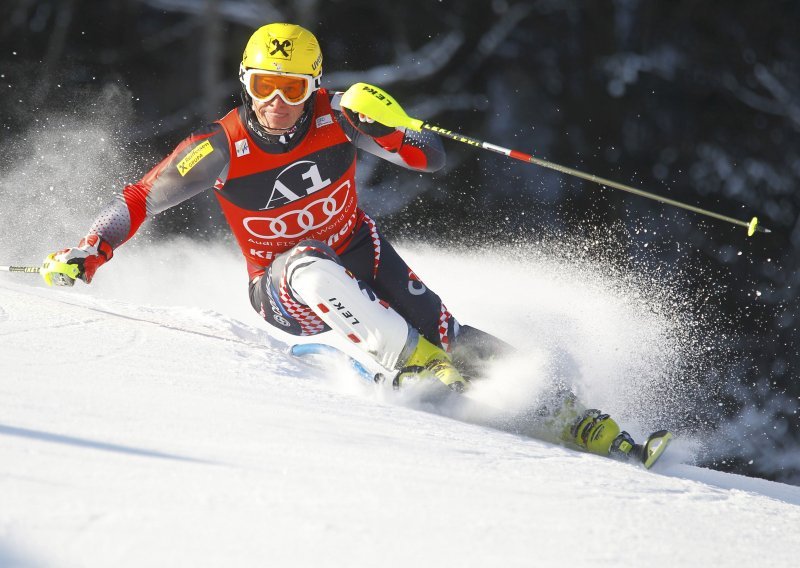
[41,23,666,465]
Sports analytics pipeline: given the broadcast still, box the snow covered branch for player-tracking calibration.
[136,0,283,26]
[324,31,465,90]
[724,63,800,131]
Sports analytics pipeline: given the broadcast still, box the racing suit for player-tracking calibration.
[86,88,463,351]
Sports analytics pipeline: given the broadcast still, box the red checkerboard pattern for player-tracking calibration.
[363,213,381,279]
[278,277,327,335]
[439,304,452,352]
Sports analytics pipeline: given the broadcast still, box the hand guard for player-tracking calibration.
[340,83,422,131]
[341,106,397,139]
[340,83,412,150]
[42,234,113,286]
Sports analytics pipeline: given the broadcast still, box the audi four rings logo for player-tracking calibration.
[243,181,351,239]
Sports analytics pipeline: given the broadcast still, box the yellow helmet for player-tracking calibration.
[242,23,323,78]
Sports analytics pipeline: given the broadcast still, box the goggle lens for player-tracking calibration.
[248,73,310,104]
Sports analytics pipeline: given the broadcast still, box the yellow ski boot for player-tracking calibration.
[394,336,468,392]
[568,409,625,456]
[543,394,631,456]
[565,407,673,468]
[543,393,672,467]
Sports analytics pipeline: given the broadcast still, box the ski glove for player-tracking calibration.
[341,106,397,139]
[340,84,406,151]
[42,234,113,286]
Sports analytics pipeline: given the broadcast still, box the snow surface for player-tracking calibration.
[1,240,799,567]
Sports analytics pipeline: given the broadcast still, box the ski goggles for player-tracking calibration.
[239,66,321,105]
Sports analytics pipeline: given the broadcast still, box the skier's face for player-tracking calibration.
[252,94,305,133]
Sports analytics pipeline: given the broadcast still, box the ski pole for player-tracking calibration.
[1,265,40,274]
[3,257,80,286]
[342,83,770,237]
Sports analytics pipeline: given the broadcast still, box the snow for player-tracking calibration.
[2,240,800,567]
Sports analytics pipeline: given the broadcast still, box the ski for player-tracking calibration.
[636,430,673,469]
[289,342,460,405]
[290,342,674,470]
[290,343,386,384]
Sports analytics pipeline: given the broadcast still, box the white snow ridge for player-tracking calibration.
[1,240,799,567]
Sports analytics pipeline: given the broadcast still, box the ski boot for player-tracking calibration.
[394,336,468,392]
[548,395,672,468]
[567,408,625,456]
[568,410,673,469]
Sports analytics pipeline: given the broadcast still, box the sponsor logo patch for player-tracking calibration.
[235,138,250,157]
[242,180,350,240]
[315,114,333,128]
[176,140,213,176]
[261,160,331,210]
[327,297,361,326]
[268,37,293,59]
[408,268,427,296]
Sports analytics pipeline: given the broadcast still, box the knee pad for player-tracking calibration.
[286,248,412,369]
[281,240,340,290]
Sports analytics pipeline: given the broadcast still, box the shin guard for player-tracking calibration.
[288,255,414,369]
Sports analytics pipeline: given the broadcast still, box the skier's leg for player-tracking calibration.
[332,227,635,454]
[450,325,516,378]
[252,239,467,389]
[283,240,411,369]
[249,252,331,338]
[338,216,458,351]
[338,217,514,378]
[336,227,640,455]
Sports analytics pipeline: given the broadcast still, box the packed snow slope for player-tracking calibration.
[1,240,799,567]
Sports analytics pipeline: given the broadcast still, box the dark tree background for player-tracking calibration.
[1,0,798,484]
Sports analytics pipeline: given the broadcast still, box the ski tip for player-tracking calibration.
[290,342,380,384]
[290,343,337,357]
[642,430,673,469]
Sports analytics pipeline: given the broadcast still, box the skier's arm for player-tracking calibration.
[330,91,445,173]
[91,124,230,248]
[41,124,230,286]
